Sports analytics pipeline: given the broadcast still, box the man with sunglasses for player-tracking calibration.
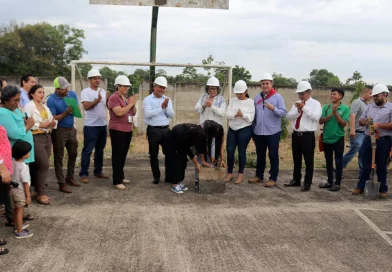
[285,81,322,191]
[79,69,109,184]
[353,84,392,198]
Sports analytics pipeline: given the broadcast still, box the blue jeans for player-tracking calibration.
[357,136,391,193]
[79,125,107,177]
[253,131,281,181]
[227,126,252,174]
[342,132,365,171]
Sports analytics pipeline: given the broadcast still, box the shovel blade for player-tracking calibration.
[365,180,380,199]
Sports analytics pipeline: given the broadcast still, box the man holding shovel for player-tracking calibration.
[353,84,392,198]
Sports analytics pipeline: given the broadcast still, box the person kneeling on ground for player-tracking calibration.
[165,123,212,194]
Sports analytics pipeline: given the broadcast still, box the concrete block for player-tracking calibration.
[198,167,226,194]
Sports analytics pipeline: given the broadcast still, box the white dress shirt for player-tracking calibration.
[143,93,175,126]
[286,97,322,132]
[226,98,255,130]
[195,93,226,125]
[24,100,57,131]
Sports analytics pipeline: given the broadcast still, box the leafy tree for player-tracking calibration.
[202,54,214,76]
[77,64,92,78]
[345,70,362,86]
[182,66,198,80]
[0,21,87,76]
[128,68,150,95]
[308,69,341,87]
[350,81,366,103]
[99,67,124,93]
[272,73,297,87]
[233,65,252,83]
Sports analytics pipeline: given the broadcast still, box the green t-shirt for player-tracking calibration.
[321,103,350,144]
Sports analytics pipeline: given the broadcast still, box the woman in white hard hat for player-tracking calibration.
[195,76,226,126]
[225,80,255,184]
[107,75,138,190]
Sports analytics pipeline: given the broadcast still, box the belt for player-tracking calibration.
[355,130,364,133]
[34,132,51,136]
[150,125,169,129]
[293,131,314,136]
[57,126,73,130]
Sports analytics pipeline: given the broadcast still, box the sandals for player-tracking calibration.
[234,175,244,184]
[37,195,51,205]
[0,248,9,255]
[224,174,233,183]
[0,239,6,246]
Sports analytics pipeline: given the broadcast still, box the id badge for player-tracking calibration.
[128,115,133,123]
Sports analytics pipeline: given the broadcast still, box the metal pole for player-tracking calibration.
[150,6,159,94]
[228,66,233,101]
[71,61,76,91]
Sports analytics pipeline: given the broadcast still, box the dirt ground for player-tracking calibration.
[1,156,392,272]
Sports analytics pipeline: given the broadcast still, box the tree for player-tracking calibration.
[182,66,198,80]
[232,65,252,83]
[345,70,363,86]
[308,69,341,87]
[99,67,124,93]
[272,73,297,87]
[0,21,87,76]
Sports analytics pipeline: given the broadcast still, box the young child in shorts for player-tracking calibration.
[11,140,33,239]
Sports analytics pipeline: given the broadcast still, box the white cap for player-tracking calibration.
[234,80,248,94]
[372,84,389,96]
[261,73,273,82]
[87,69,101,78]
[114,75,131,86]
[154,76,168,88]
[206,76,220,87]
[296,81,312,93]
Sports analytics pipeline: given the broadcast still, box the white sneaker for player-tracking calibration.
[171,186,184,194]
[179,183,188,191]
[122,179,131,184]
[115,184,126,190]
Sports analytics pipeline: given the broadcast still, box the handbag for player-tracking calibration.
[319,105,331,152]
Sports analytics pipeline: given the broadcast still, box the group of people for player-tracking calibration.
[0,70,391,251]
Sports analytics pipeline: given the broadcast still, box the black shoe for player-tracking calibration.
[152,179,160,184]
[329,184,340,192]
[301,184,311,191]
[164,179,172,183]
[284,179,301,187]
[319,182,332,189]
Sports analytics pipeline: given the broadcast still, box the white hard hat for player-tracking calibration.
[296,81,312,93]
[234,80,248,94]
[87,69,101,78]
[206,76,220,87]
[261,73,273,82]
[372,84,389,96]
[154,76,168,88]
[114,75,131,86]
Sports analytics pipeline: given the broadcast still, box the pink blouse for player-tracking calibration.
[107,92,135,132]
[0,125,12,174]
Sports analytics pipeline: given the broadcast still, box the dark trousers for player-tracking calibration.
[110,129,133,185]
[292,131,316,185]
[357,136,391,192]
[79,125,107,177]
[323,137,344,185]
[0,182,12,220]
[30,134,52,195]
[253,131,282,181]
[227,126,252,174]
[51,127,78,184]
[146,126,171,181]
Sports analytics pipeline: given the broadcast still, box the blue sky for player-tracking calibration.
[1,0,392,84]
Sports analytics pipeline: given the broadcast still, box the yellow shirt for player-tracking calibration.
[32,109,49,135]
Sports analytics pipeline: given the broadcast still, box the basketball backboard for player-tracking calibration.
[89,0,229,10]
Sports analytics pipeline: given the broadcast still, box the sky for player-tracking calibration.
[1,0,392,84]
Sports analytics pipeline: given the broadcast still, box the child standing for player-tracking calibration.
[11,140,33,239]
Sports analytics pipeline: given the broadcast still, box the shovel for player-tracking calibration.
[365,118,380,199]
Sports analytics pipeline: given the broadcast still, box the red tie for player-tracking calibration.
[295,102,305,130]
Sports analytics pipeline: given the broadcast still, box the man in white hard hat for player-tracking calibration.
[249,73,287,187]
[143,76,175,184]
[79,69,109,183]
[285,81,322,191]
[353,84,392,198]
[341,86,372,175]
